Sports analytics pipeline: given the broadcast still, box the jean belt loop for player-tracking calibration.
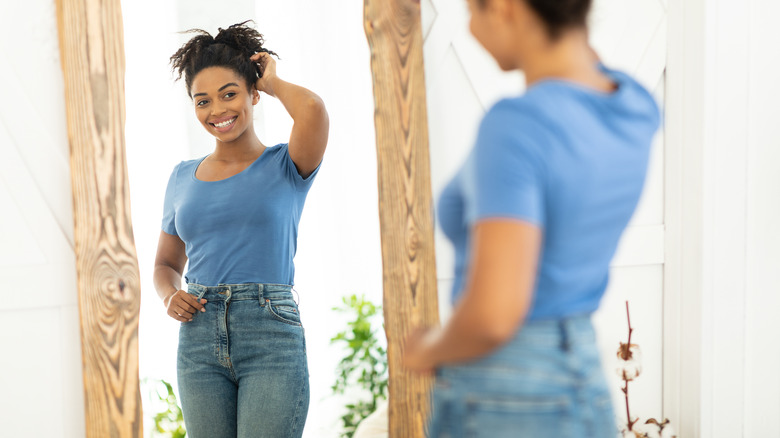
[258,283,265,304]
[559,319,570,352]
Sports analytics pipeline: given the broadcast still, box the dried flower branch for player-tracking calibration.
[617,301,677,438]
[618,301,639,431]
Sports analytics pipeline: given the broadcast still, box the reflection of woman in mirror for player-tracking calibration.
[153,21,328,438]
[403,0,659,436]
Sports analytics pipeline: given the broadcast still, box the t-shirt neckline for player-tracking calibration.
[191,144,278,183]
[528,64,624,99]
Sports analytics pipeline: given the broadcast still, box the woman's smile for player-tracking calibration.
[210,115,238,132]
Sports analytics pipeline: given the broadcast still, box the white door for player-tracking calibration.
[423,0,668,426]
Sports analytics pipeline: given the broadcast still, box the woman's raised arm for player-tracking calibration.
[252,52,329,178]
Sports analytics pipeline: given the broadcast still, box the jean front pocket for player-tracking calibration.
[265,298,302,326]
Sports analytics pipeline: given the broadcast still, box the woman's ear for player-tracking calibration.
[483,0,508,15]
[252,87,260,105]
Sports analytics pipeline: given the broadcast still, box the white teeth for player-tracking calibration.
[214,117,236,128]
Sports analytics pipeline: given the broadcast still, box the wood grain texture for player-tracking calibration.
[55,0,143,436]
[364,1,440,436]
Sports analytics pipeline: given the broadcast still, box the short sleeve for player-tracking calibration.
[466,100,547,226]
[161,163,180,236]
[282,143,321,191]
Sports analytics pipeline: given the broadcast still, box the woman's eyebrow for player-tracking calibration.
[219,82,240,92]
[192,82,240,98]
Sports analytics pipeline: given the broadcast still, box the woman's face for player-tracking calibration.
[190,66,259,142]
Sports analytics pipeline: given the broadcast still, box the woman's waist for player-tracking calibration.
[187,282,294,302]
[506,314,597,347]
[183,262,296,291]
[442,315,599,375]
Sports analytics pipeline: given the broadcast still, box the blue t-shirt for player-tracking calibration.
[161,143,319,286]
[438,66,660,320]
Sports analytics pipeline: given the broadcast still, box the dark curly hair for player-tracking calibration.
[478,0,592,40]
[170,20,278,97]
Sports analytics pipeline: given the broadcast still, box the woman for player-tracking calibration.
[402,0,659,437]
[153,22,328,438]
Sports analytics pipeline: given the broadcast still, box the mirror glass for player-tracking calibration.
[123,1,384,436]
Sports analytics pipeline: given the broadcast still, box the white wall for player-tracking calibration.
[0,0,85,436]
[744,0,780,434]
[665,0,780,436]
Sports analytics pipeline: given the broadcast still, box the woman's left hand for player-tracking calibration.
[251,52,278,97]
[402,326,439,374]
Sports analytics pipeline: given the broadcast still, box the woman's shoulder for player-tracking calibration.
[513,67,660,134]
[486,95,537,114]
[178,156,206,172]
[264,142,288,156]
[177,156,207,168]
[244,143,288,165]
[476,98,554,162]
[481,96,555,140]
[165,156,207,183]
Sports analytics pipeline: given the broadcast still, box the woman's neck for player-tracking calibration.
[521,31,614,93]
[211,127,265,162]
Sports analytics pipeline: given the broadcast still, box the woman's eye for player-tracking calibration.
[196,100,209,107]
[224,92,236,99]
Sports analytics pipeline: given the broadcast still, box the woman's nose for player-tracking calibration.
[211,101,226,116]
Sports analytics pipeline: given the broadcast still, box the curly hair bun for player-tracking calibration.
[526,0,592,32]
[170,20,278,96]
[213,22,267,58]
[476,0,592,39]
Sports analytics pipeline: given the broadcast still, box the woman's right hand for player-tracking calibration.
[163,290,207,322]
[251,52,278,97]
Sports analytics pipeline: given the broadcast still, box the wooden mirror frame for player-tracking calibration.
[365,1,440,437]
[56,0,143,436]
[56,0,437,436]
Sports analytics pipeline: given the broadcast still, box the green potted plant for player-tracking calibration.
[330,294,389,438]
[143,378,186,438]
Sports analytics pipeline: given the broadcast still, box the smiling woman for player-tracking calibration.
[153,21,329,438]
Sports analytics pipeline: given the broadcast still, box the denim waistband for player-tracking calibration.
[187,283,294,302]
[512,314,596,347]
[439,315,598,377]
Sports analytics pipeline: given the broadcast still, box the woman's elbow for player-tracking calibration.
[480,312,524,346]
[304,95,327,118]
[471,286,531,346]
[484,320,520,347]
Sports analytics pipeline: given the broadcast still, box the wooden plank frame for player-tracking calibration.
[55,0,143,436]
[364,0,441,436]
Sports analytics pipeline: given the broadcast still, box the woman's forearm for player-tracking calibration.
[265,77,325,122]
[427,303,511,366]
[403,221,539,372]
[154,264,183,304]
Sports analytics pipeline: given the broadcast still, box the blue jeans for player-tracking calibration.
[177,283,309,438]
[428,315,616,438]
